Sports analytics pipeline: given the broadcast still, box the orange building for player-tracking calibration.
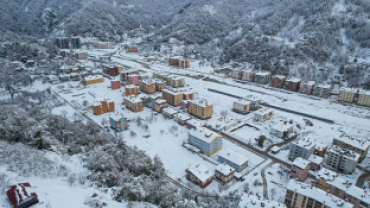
[139,80,156,94]
[92,100,115,115]
[125,95,143,112]
[125,85,139,95]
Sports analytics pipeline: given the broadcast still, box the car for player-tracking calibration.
[267,172,273,175]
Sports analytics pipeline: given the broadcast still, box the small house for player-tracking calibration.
[10,61,20,68]
[186,119,205,130]
[215,163,235,183]
[111,80,121,90]
[188,128,223,156]
[233,100,251,114]
[125,95,143,112]
[290,158,311,182]
[271,75,286,88]
[270,122,294,139]
[162,107,178,119]
[70,73,80,81]
[109,113,128,132]
[299,81,315,95]
[59,65,71,74]
[7,183,39,208]
[59,74,70,82]
[127,74,139,85]
[154,99,167,112]
[175,113,192,125]
[217,150,248,172]
[285,78,301,92]
[314,143,327,157]
[254,72,271,84]
[185,163,213,188]
[125,85,139,95]
[254,108,273,122]
[307,155,323,171]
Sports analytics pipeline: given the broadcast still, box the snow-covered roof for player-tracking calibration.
[155,99,167,104]
[292,157,310,169]
[189,128,222,144]
[216,163,235,176]
[358,89,370,96]
[59,64,70,70]
[125,85,138,89]
[293,138,316,150]
[125,95,142,103]
[271,122,294,132]
[328,145,360,161]
[84,75,103,81]
[239,194,286,208]
[255,108,273,116]
[176,113,192,121]
[272,75,286,79]
[286,77,301,83]
[317,84,332,89]
[340,87,358,94]
[153,79,165,84]
[234,99,251,105]
[139,80,155,85]
[162,107,178,115]
[109,113,124,121]
[127,74,139,77]
[162,88,182,95]
[120,69,139,74]
[255,71,271,76]
[307,155,323,165]
[270,146,280,152]
[301,80,315,86]
[315,143,327,151]
[287,180,352,208]
[187,163,213,183]
[189,99,212,108]
[186,119,205,127]
[334,137,370,151]
[218,149,248,166]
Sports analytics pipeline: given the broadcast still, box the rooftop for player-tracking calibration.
[358,89,370,96]
[315,143,327,151]
[292,157,310,169]
[293,138,316,150]
[155,99,167,104]
[255,108,273,115]
[125,95,142,103]
[300,80,316,85]
[272,75,286,79]
[109,113,125,121]
[328,145,360,161]
[255,71,271,76]
[189,128,222,144]
[162,107,178,115]
[216,163,235,176]
[334,137,370,151]
[340,87,358,94]
[125,85,138,89]
[189,99,212,108]
[307,155,324,164]
[218,149,249,166]
[234,99,251,105]
[286,77,301,83]
[84,75,103,81]
[176,113,192,121]
[186,163,213,183]
[317,84,332,89]
[271,122,294,132]
[186,119,205,127]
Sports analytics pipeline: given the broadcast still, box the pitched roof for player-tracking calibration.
[187,163,213,183]
[216,163,235,176]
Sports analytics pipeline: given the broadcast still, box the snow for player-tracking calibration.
[109,113,124,121]
[215,163,235,176]
[125,95,142,103]
[270,122,294,132]
[84,75,103,81]
[286,77,300,83]
[340,87,358,93]
[217,149,249,167]
[358,89,370,96]
[307,155,323,165]
[189,128,221,144]
[187,163,213,183]
[162,107,178,115]
[292,157,310,169]
[270,146,280,152]
[239,194,286,208]
[188,99,212,108]
[334,137,370,151]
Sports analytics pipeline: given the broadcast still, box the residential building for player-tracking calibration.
[254,72,271,84]
[179,58,191,68]
[313,84,332,98]
[9,61,20,68]
[71,66,79,73]
[217,150,248,172]
[332,137,370,160]
[290,157,311,182]
[127,74,139,85]
[357,89,370,107]
[109,113,128,132]
[111,80,120,90]
[185,163,213,188]
[82,75,104,85]
[169,76,185,88]
[188,128,223,156]
[285,180,352,208]
[338,87,358,103]
[271,75,286,88]
[128,44,138,52]
[326,145,360,174]
[169,56,180,66]
[270,122,294,138]
[59,65,71,74]
[314,168,370,208]
[162,89,194,107]
[162,107,178,119]
[125,95,143,112]
[314,143,328,157]
[76,51,88,59]
[175,113,192,125]
[254,108,273,121]
[70,73,80,81]
[180,100,191,110]
[125,85,139,95]
[232,69,243,79]
[307,155,324,171]
[26,60,35,67]
[215,163,235,183]
[154,80,166,91]
[285,78,301,92]
[233,100,251,114]
[299,81,316,95]
[186,119,205,130]
[7,182,39,208]
[59,74,70,82]
[249,97,261,110]
[92,100,114,115]
[93,42,113,49]
[139,73,149,80]
[139,80,156,94]
[188,99,213,120]
[120,69,139,81]
[241,69,256,82]
[154,99,167,112]
[288,138,316,160]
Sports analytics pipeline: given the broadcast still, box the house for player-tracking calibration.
[241,69,256,82]
[179,58,191,68]
[111,80,120,90]
[154,99,167,112]
[185,163,213,188]
[233,100,251,114]
[26,60,35,67]
[288,138,316,160]
[188,99,213,120]
[357,89,370,107]
[162,107,178,119]
[9,61,20,68]
[299,81,315,95]
[254,108,273,121]
[109,113,128,132]
[82,75,104,85]
[186,119,205,130]
[120,69,139,81]
[162,89,194,107]
[271,75,286,88]
[188,128,223,156]
[285,180,352,208]
[338,87,358,103]
[232,69,243,79]
[332,137,370,160]
[7,182,39,208]
[290,157,311,182]
[314,143,327,157]
[139,80,156,94]
[254,71,271,84]
[76,51,88,59]
[217,150,248,172]
[249,97,260,110]
[313,168,370,208]
[215,163,235,183]
[125,95,143,112]
[313,84,332,98]
[285,78,301,92]
[175,113,192,125]
[307,155,323,170]
[154,80,166,91]
[125,85,139,95]
[127,74,139,85]
[326,145,360,174]
[270,122,294,139]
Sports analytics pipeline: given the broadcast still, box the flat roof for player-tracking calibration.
[340,87,358,93]
[189,128,222,144]
[109,113,124,121]
[218,149,248,166]
[125,95,142,103]
[328,145,360,161]
[286,78,301,83]
[162,107,178,115]
[186,119,205,127]
[307,155,324,164]
[293,138,316,150]
[216,163,235,176]
[84,75,103,81]
[125,85,138,89]
[334,137,370,151]
[271,122,294,132]
[358,89,370,96]
[292,157,310,169]
[189,99,212,108]
[255,71,271,76]
[255,108,273,115]
[234,99,251,105]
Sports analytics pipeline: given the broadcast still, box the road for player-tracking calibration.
[261,161,275,200]
[356,168,370,188]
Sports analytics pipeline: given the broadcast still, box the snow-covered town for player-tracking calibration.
[2,1,370,207]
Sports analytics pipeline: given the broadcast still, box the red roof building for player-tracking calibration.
[7,183,39,208]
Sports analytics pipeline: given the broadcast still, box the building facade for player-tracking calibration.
[254,72,272,84]
[285,78,301,92]
[299,81,315,95]
[217,150,248,172]
[125,96,143,112]
[188,129,223,156]
[313,84,332,98]
[357,89,370,107]
[185,164,213,188]
[127,74,139,85]
[188,99,213,120]
[338,87,358,103]
[125,85,139,95]
[288,138,316,160]
[254,108,274,121]
[290,158,311,182]
[109,114,128,132]
[271,75,286,88]
[326,145,359,174]
[215,163,235,183]
[139,80,156,94]
[233,100,251,114]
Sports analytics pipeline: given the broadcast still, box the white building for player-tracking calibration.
[288,138,316,160]
[254,108,273,122]
[233,99,251,114]
[270,122,294,138]
[326,145,360,174]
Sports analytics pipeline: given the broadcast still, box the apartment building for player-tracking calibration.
[188,128,223,156]
[313,84,332,98]
[357,89,370,107]
[332,137,370,160]
[326,145,360,174]
[271,75,286,88]
[299,81,315,95]
[241,69,256,82]
[254,72,272,84]
[290,157,311,182]
[338,87,358,103]
[139,80,156,94]
[188,99,213,120]
[285,78,301,92]
[288,138,316,160]
[125,95,143,112]
[233,100,251,114]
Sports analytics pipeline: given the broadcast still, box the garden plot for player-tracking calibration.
[264,163,290,203]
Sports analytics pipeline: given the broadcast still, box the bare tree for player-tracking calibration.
[220,110,229,123]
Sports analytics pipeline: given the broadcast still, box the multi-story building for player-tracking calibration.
[154,99,167,112]
[92,100,114,115]
[326,145,360,174]
[288,138,316,160]
[179,58,191,68]
[338,87,358,103]
[215,163,235,183]
[188,99,213,120]
[120,69,139,81]
[109,113,128,132]
[271,75,286,88]
[188,129,223,156]
[254,72,272,84]
[307,155,324,171]
[313,168,370,208]
[82,75,104,85]
[313,84,332,98]
[232,69,243,80]
[290,157,311,182]
[162,89,183,107]
[218,150,248,172]
[125,95,143,112]
[139,80,156,94]
[357,89,370,107]
[111,80,120,90]
[185,163,213,188]
[125,85,139,95]
[285,78,301,92]
[127,74,139,85]
[285,180,352,208]
[270,122,294,138]
[299,81,315,95]
[254,108,274,121]
[241,69,256,82]
[332,137,370,160]
[314,143,328,157]
[170,76,185,88]
[233,100,251,114]
[153,80,166,91]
